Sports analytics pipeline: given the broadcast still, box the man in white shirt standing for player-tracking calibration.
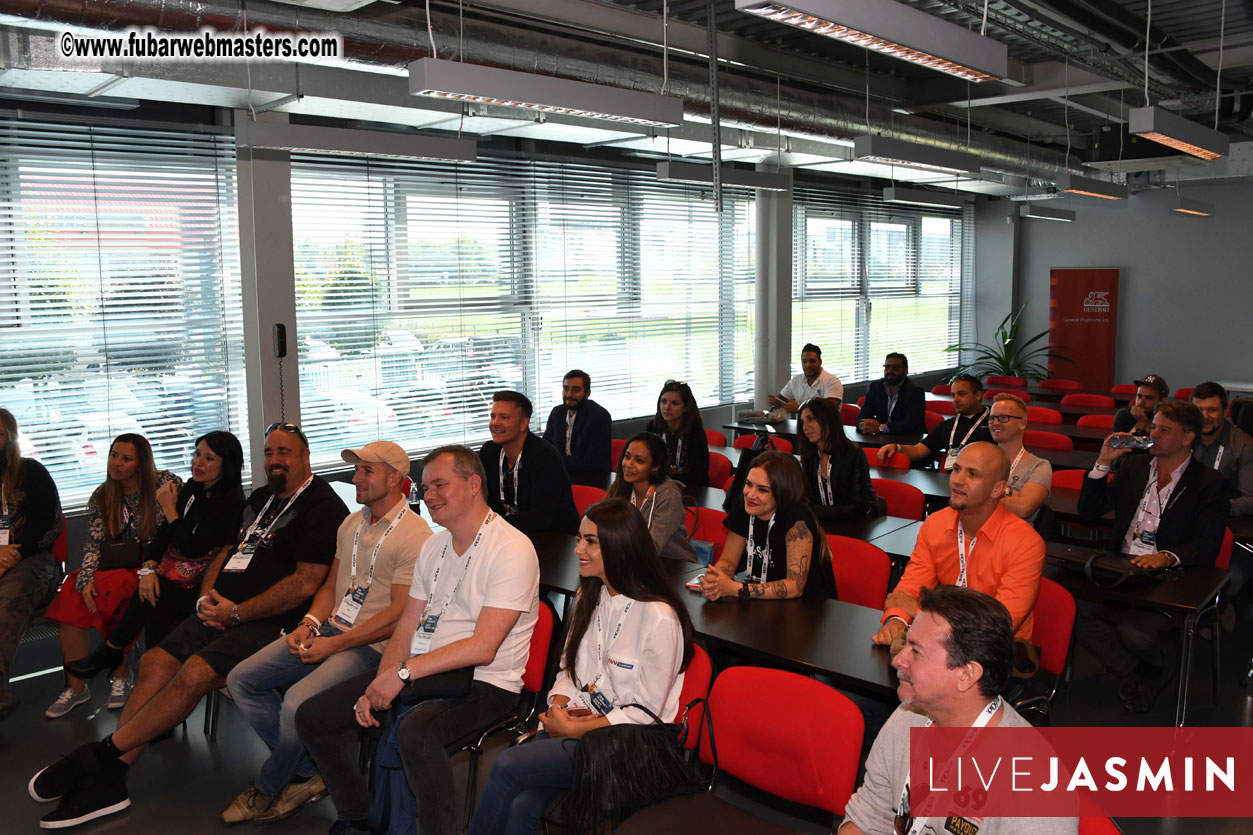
[771,343,843,413]
[295,445,540,835]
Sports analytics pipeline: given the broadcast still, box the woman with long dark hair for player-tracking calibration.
[699,451,837,600]
[0,408,64,718]
[645,380,709,488]
[66,431,246,682]
[606,432,698,562]
[796,398,881,521]
[44,433,180,717]
[467,498,694,835]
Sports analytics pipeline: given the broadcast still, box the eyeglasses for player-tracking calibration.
[664,379,689,387]
[265,421,308,447]
[988,414,1025,424]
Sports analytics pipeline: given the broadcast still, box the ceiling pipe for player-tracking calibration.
[1,0,1082,180]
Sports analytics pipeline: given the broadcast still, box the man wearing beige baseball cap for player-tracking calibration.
[221,440,432,825]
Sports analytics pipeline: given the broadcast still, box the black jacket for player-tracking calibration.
[800,445,881,522]
[859,378,926,434]
[541,398,612,487]
[480,432,580,535]
[1078,454,1228,567]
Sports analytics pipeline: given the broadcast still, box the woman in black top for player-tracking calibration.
[66,431,246,681]
[645,380,709,488]
[0,407,63,716]
[698,451,836,600]
[796,398,881,522]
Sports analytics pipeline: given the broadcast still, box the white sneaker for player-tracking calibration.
[106,677,130,710]
[45,686,90,719]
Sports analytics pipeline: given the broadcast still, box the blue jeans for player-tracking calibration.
[226,625,380,796]
[467,732,580,835]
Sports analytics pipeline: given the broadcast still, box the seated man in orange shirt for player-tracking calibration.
[872,442,1045,652]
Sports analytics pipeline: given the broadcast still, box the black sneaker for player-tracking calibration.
[29,741,113,803]
[39,768,130,829]
[1121,669,1174,714]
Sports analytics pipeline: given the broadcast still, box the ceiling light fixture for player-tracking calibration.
[1018,203,1075,222]
[1055,172,1127,200]
[656,161,792,192]
[854,135,981,176]
[409,58,684,128]
[882,185,967,209]
[1171,197,1213,217]
[1128,106,1228,161]
[235,121,477,162]
[735,0,1008,82]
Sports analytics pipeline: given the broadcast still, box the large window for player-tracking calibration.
[792,188,970,385]
[0,121,248,508]
[291,155,754,468]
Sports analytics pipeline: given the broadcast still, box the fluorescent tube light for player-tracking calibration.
[409,58,684,128]
[1128,106,1228,161]
[854,135,981,177]
[235,121,477,161]
[656,161,792,192]
[1056,173,1127,200]
[1018,203,1075,222]
[735,0,1008,82]
[882,186,967,209]
[1171,197,1213,217]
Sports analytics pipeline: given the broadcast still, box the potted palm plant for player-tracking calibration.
[944,304,1067,381]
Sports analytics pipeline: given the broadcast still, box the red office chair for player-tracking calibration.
[571,485,607,517]
[825,535,891,609]
[1051,469,1111,542]
[610,438,627,471]
[840,402,860,426]
[929,399,956,415]
[722,475,735,491]
[615,667,864,835]
[1080,818,1124,834]
[708,451,732,487]
[1110,384,1137,396]
[923,410,944,431]
[1076,413,1115,430]
[1026,406,1062,425]
[1023,430,1073,452]
[856,395,865,406]
[985,374,1027,388]
[685,506,729,565]
[1174,386,1194,400]
[731,434,792,454]
[866,447,909,470]
[870,478,924,520]
[704,429,727,448]
[676,646,713,752]
[1014,578,1075,724]
[931,383,952,396]
[1202,529,1236,698]
[1038,378,1083,393]
[1062,393,1115,408]
[984,388,1031,402]
[458,599,557,828]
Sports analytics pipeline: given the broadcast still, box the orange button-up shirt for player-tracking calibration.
[883,503,1045,642]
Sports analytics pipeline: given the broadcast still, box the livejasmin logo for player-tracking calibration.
[909,727,1251,818]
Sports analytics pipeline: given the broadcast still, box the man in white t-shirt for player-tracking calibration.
[295,445,540,835]
[771,343,843,413]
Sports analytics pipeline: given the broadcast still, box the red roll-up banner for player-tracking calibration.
[1048,268,1119,391]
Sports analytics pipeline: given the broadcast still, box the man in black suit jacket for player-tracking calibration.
[1076,401,1228,713]
[858,352,926,435]
[540,369,612,487]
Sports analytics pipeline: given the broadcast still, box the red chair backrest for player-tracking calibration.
[675,645,713,750]
[1062,393,1115,408]
[923,410,944,431]
[929,399,956,415]
[708,451,732,487]
[985,375,1027,388]
[1218,528,1233,570]
[1038,378,1083,392]
[722,475,735,491]
[1026,406,1062,425]
[856,395,865,406]
[52,512,68,571]
[1174,386,1194,400]
[521,600,556,694]
[1076,413,1115,429]
[840,402,860,426]
[704,429,727,448]
[866,447,909,470]
[732,434,792,453]
[571,485,607,517]
[984,388,1031,402]
[1032,578,1075,678]
[825,535,891,609]
[1023,430,1073,452]
[1110,383,1137,396]
[699,667,863,815]
[871,478,924,520]
[610,438,627,470]
[931,383,952,396]
[1051,469,1099,490]
[688,507,728,564]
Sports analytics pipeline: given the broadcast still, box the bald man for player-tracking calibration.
[873,442,1046,650]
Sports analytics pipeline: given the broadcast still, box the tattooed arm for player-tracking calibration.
[743,519,812,600]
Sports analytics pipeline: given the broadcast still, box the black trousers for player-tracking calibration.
[108,575,199,651]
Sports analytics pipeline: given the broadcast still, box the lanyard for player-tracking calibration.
[817,455,833,505]
[955,524,976,588]
[243,474,313,542]
[746,513,775,583]
[631,485,657,527]
[594,590,635,669]
[498,447,522,507]
[1136,459,1180,523]
[350,504,407,588]
[1006,447,1027,490]
[427,512,494,619]
[565,410,576,456]
[0,484,7,518]
[665,431,685,470]
[183,491,196,518]
[1214,445,1225,470]
[886,385,899,420]
[949,408,989,451]
[899,696,1003,835]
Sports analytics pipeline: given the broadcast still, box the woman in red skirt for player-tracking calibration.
[44,433,180,718]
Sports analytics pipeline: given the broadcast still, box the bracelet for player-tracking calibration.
[300,614,321,630]
[137,566,154,578]
[1092,462,1112,474]
[196,595,210,612]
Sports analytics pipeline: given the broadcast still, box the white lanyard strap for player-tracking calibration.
[746,513,776,583]
[427,512,494,619]
[498,447,522,506]
[1214,445,1225,470]
[565,410,575,456]
[594,591,635,669]
[1137,458,1179,521]
[955,524,976,588]
[886,386,899,420]
[665,431,684,470]
[350,505,407,588]
[632,485,657,528]
[899,696,1003,835]
[0,484,7,518]
[182,491,196,518]
[950,409,989,450]
[817,455,833,505]
[243,475,314,542]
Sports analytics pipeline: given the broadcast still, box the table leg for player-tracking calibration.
[1176,613,1198,727]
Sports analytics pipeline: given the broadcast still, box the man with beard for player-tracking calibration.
[1190,382,1253,517]
[28,423,349,829]
[540,369,612,486]
[858,352,926,435]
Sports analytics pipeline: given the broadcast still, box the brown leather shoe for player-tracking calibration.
[220,785,273,825]
[253,776,327,825]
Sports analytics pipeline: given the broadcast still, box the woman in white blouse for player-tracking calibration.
[467,498,694,835]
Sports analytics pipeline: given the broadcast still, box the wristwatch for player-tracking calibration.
[737,582,752,600]
[397,663,412,683]
[229,605,241,627]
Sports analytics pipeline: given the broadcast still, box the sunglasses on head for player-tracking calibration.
[265,422,308,447]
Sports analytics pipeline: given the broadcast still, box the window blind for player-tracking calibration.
[0,121,248,509]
